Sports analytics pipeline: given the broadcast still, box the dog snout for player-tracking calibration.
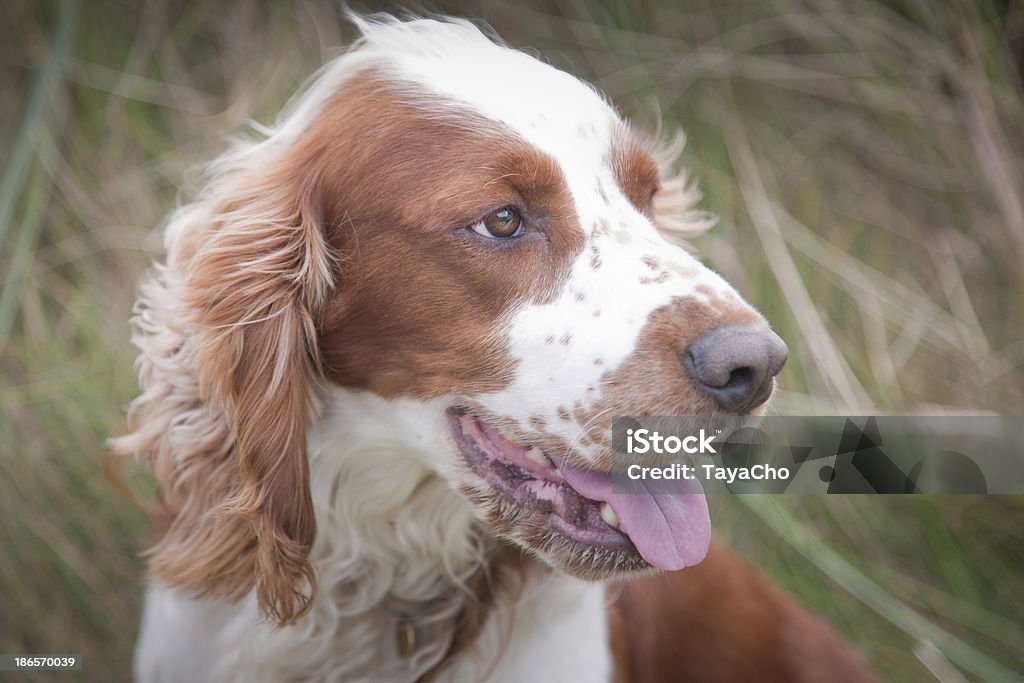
[682,324,788,413]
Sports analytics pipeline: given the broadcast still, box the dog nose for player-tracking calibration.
[682,324,788,413]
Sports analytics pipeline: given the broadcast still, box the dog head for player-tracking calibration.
[121,15,786,624]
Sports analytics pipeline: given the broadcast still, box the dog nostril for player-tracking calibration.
[682,324,788,413]
[724,366,752,389]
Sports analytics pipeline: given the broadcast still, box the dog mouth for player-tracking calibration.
[447,409,711,576]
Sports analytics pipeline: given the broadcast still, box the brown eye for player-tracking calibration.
[470,206,524,239]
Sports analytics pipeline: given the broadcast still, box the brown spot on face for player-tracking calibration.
[594,218,612,236]
[641,255,662,270]
[639,270,671,285]
[545,335,556,345]
[528,415,546,430]
[306,70,586,398]
[572,402,590,425]
[589,244,603,270]
[559,334,573,346]
[594,358,604,365]
[557,407,571,421]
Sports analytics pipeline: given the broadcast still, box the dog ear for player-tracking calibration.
[134,158,335,625]
[195,174,332,624]
[648,130,717,239]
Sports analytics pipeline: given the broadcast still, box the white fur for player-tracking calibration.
[336,16,747,461]
[136,389,611,682]
[132,15,758,682]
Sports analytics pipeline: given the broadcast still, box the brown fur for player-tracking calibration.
[611,130,662,216]
[609,544,878,682]
[113,44,877,682]
[576,296,763,469]
[115,67,591,625]
[310,73,584,399]
[151,157,334,624]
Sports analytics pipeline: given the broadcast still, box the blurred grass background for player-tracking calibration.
[1,0,1022,680]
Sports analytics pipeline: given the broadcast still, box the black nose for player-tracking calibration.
[682,324,788,413]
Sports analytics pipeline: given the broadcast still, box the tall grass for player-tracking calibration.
[1,1,1021,680]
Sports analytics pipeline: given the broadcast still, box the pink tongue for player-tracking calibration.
[553,459,711,570]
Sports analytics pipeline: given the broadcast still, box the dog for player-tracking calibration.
[113,14,877,682]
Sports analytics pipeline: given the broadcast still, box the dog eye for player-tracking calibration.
[470,206,524,239]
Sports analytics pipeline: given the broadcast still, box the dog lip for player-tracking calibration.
[446,408,639,553]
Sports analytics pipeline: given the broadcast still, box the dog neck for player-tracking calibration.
[290,387,613,682]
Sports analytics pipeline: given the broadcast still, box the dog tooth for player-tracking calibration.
[524,447,549,467]
[599,502,619,528]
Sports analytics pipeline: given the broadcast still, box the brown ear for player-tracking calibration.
[150,168,335,625]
